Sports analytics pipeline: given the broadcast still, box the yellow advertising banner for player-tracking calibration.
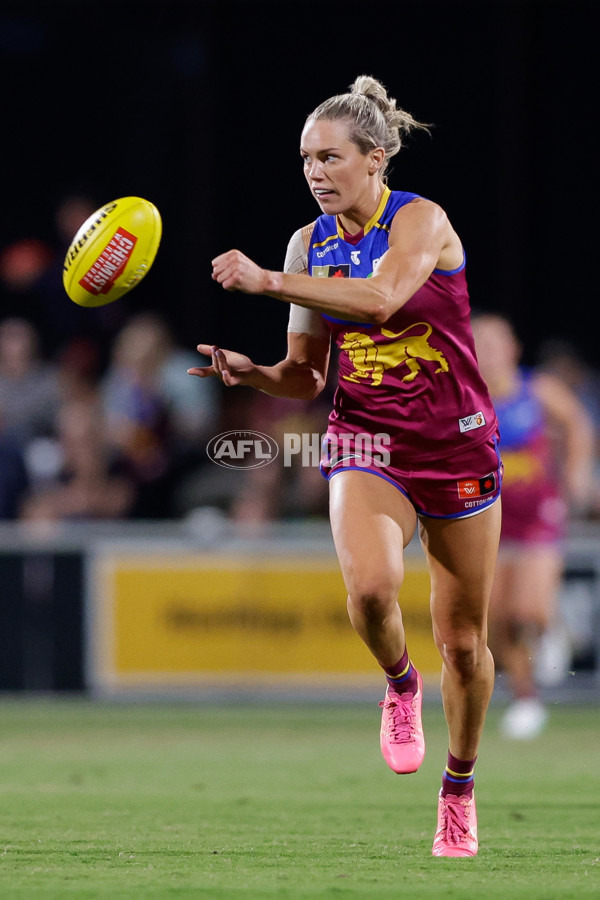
[90,552,440,689]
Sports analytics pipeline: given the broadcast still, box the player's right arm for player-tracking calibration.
[189,227,331,400]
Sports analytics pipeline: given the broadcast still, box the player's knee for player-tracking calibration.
[436,632,486,682]
[347,583,400,622]
[444,645,478,681]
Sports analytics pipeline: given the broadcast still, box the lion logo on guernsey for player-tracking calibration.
[340,322,449,386]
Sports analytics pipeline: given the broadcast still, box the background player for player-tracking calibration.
[190,76,501,857]
[472,313,594,739]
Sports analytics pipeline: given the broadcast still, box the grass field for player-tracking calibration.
[0,696,599,899]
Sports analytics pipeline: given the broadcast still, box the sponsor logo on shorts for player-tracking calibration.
[457,472,497,500]
[79,227,137,295]
[459,411,486,433]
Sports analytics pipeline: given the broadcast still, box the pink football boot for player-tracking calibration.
[379,669,425,774]
[432,790,478,857]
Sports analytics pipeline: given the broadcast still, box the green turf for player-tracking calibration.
[0,696,599,899]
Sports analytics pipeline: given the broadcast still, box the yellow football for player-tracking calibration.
[62,196,162,307]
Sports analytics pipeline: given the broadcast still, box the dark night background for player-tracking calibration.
[1,0,596,368]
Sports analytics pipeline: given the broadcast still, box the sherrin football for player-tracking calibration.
[63,196,162,307]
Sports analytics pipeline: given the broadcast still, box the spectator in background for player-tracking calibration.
[472,313,595,739]
[0,318,61,447]
[20,397,135,522]
[55,335,103,405]
[101,312,219,517]
[144,315,219,450]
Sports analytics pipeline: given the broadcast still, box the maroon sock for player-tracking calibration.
[383,647,419,695]
[441,751,477,798]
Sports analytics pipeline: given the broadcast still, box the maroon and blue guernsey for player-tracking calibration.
[308,187,498,464]
[493,368,564,543]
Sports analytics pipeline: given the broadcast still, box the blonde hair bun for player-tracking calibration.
[307,75,430,179]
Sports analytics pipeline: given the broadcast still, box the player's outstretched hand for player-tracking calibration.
[188,344,257,387]
[211,249,271,294]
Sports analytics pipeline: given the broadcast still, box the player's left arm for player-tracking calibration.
[211,199,459,324]
[533,371,595,512]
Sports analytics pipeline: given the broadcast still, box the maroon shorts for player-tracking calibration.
[320,431,503,520]
[500,484,566,545]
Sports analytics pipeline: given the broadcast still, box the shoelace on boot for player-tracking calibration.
[379,693,416,743]
[439,795,472,845]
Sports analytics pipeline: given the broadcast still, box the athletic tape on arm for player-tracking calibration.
[285,224,328,338]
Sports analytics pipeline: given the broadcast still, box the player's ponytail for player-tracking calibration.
[306,75,430,181]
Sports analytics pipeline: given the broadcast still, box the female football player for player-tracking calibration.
[190,76,502,856]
